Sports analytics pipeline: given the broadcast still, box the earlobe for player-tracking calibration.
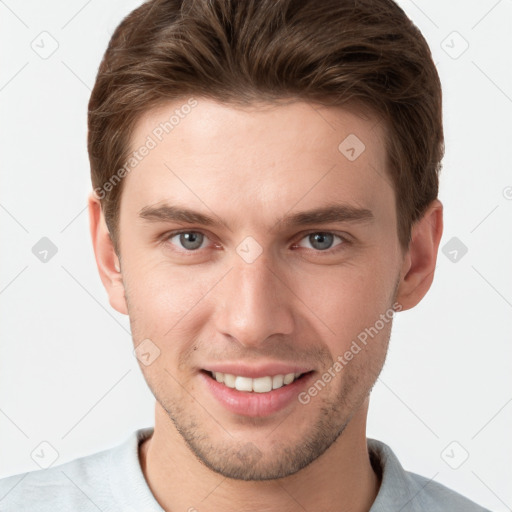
[395,199,444,311]
[88,192,128,315]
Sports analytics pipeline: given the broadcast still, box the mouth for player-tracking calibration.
[202,370,310,393]
[199,369,315,417]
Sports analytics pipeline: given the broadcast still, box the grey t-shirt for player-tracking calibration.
[0,427,491,511]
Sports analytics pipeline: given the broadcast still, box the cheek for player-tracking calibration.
[123,267,208,386]
[123,260,222,339]
[292,256,396,340]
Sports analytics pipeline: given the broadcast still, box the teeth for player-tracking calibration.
[223,373,236,388]
[253,376,272,393]
[283,373,295,385]
[210,371,303,393]
[235,376,253,392]
[272,374,284,388]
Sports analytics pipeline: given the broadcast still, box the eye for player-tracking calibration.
[295,232,346,252]
[167,231,209,251]
[163,229,349,255]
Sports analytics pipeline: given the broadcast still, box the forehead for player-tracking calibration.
[120,98,394,230]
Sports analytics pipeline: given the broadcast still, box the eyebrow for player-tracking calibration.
[138,202,374,232]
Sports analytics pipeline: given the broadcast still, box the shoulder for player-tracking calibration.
[368,438,492,512]
[404,470,491,511]
[0,427,155,512]
[0,446,112,512]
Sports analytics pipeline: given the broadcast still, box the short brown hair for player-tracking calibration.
[88,0,443,252]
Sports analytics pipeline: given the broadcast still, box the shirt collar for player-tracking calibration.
[108,428,428,511]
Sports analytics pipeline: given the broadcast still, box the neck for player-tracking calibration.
[139,400,380,512]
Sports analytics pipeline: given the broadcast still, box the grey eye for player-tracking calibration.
[170,232,206,251]
[298,232,342,251]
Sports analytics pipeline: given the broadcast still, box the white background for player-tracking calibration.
[0,1,511,510]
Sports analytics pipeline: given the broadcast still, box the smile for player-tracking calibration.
[209,371,305,393]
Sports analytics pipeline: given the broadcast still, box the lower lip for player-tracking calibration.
[200,371,314,417]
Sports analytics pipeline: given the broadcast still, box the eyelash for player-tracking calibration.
[162,229,351,256]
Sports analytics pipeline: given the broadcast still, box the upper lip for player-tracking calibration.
[202,363,313,379]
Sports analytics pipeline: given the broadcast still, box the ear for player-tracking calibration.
[395,199,443,311]
[88,192,128,315]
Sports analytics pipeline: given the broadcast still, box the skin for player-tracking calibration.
[89,98,443,512]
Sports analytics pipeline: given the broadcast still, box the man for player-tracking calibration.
[0,0,492,510]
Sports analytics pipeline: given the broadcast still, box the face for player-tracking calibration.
[114,98,405,480]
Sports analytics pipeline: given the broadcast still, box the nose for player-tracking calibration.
[213,253,295,348]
